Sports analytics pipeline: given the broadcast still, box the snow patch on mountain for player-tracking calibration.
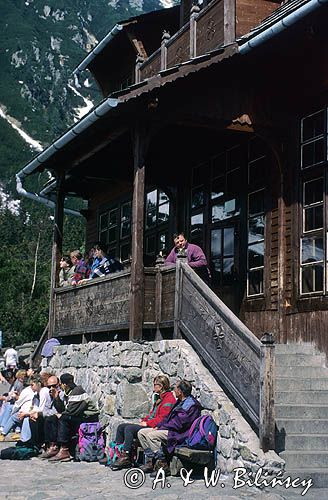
[0,184,21,215]
[0,106,43,152]
[159,0,174,7]
[68,84,94,121]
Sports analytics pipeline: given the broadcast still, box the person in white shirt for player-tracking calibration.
[4,347,18,369]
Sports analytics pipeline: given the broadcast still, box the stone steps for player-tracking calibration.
[275,343,328,488]
[276,390,328,404]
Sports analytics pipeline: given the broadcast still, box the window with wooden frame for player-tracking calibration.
[98,200,132,263]
[144,188,170,262]
[300,109,327,295]
[246,137,267,297]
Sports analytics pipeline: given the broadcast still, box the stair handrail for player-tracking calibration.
[174,258,275,451]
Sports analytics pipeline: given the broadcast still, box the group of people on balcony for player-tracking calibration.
[59,233,210,288]
[0,367,202,475]
[58,242,123,287]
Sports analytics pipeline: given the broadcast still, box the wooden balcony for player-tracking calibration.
[139,0,230,81]
[53,266,176,338]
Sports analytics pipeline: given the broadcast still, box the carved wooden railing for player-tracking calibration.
[139,0,229,81]
[174,258,275,451]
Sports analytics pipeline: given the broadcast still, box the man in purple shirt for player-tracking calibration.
[165,233,211,283]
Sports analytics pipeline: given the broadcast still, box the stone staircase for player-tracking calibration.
[276,343,328,488]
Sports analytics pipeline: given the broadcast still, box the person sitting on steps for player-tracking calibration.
[111,375,176,471]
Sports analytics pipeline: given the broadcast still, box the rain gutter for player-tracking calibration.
[73,24,124,74]
[15,97,119,215]
[239,0,328,54]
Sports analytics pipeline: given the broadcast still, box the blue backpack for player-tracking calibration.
[185,415,217,450]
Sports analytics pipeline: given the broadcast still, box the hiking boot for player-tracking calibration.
[40,445,59,459]
[48,447,71,462]
[110,451,132,470]
[150,458,171,478]
[140,448,155,473]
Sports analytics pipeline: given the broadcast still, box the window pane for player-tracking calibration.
[301,237,324,263]
[193,163,209,186]
[191,213,203,243]
[192,188,204,209]
[223,227,234,256]
[108,227,116,244]
[226,169,240,197]
[248,269,264,296]
[146,190,157,210]
[121,243,131,262]
[146,235,156,254]
[227,146,243,170]
[304,178,323,205]
[100,213,108,231]
[159,232,167,251]
[248,216,265,243]
[109,209,118,226]
[158,202,169,224]
[302,110,325,142]
[146,210,157,229]
[301,264,324,293]
[212,203,225,223]
[248,157,266,185]
[249,137,267,162]
[301,139,325,168]
[249,190,264,216]
[159,191,169,204]
[223,257,234,283]
[121,203,131,238]
[248,242,264,269]
[211,229,222,259]
[304,206,323,232]
[211,176,224,200]
[99,230,108,245]
[212,154,225,178]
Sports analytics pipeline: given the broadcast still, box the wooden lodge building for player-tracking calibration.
[17,0,328,474]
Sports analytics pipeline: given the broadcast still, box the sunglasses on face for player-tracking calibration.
[48,384,58,389]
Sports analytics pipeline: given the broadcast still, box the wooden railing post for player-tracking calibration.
[259,332,275,452]
[174,253,187,338]
[224,0,236,46]
[155,253,165,340]
[48,173,64,339]
[160,31,170,71]
[135,55,145,84]
[190,4,200,59]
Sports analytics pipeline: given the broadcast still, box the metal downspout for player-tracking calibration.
[239,0,328,54]
[16,173,82,217]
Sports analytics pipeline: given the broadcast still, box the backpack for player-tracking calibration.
[106,440,125,466]
[76,422,105,462]
[0,442,40,460]
[185,415,217,450]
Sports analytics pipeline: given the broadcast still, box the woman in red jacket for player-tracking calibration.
[111,375,176,470]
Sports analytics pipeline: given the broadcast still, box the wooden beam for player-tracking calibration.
[48,173,65,339]
[259,333,275,452]
[224,0,236,45]
[129,126,147,340]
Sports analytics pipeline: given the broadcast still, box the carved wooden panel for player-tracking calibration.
[144,270,156,324]
[236,0,279,39]
[139,53,161,81]
[178,263,261,425]
[54,272,131,336]
[196,0,224,56]
[160,268,176,323]
[166,29,190,68]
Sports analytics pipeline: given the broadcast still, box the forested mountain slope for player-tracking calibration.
[0,0,169,347]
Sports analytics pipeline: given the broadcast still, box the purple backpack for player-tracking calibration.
[186,415,217,450]
[76,422,105,462]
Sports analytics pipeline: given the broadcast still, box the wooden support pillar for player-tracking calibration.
[161,31,170,71]
[129,127,147,340]
[135,55,144,84]
[174,254,187,339]
[259,332,275,452]
[189,5,200,59]
[48,173,65,339]
[224,0,236,46]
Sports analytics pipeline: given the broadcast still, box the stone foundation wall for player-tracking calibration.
[49,339,284,474]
